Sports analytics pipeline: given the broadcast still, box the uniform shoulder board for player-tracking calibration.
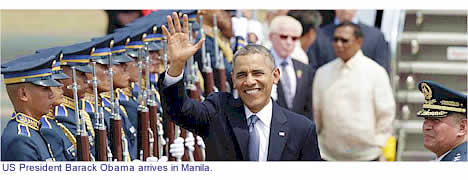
[118,89,130,102]
[150,73,158,85]
[82,99,95,114]
[131,83,139,98]
[55,105,68,118]
[17,124,31,137]
[40,116,53,129]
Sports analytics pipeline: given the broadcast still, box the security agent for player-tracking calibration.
[1,53,63,161]
[417,80,467,161]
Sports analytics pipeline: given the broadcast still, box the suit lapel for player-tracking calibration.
[276,82,287,107]
[291,60,304,110]
[267,102,289,161]
[226,98,249,160]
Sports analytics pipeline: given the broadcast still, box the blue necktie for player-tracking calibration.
[248,115,260,161]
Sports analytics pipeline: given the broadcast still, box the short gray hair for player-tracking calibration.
[232,44,275,69]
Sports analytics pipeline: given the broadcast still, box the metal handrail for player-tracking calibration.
[406,10,467,16]
[398,61,468,75]
[399,32,468,45]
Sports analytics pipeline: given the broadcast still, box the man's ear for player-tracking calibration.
[272,67,280,84]
[457,118,467,137]
[17,86,29,102]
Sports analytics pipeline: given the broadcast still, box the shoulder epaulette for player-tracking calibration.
[40,116,52,129]
[55,105,68,117]
[117,88,130,102]
[101,97,112,113]
[150,73,159,85]
[81,99,95,114]
[131,82,139,98]
[17,124,31,137]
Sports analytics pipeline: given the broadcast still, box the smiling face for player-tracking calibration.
[232,53,280,113]
[422,115,465,157]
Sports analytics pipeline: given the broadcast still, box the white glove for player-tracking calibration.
[158,156,168,162]
[185,132,195,152]
[231,17,248,40]
[169,137,185,160]
[196,136,206,149]
[146,157,159,162]
[158,122,166,146]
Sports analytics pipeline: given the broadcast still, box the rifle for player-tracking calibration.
[70,66,91,161]
[144,38,159,159]
[186,23,204,161]
[200,15,216,96]
[90,62,108,161]
[108,50,123,161]
[136,45,150,161]
[212,14,228,92]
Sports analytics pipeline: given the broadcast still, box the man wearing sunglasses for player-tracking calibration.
[313,22,395,161]
[268,16,314,121]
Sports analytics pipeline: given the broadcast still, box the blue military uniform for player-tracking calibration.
[417,80,467,161]
[2,113,56,161]
[89,34,136,161]
[1,53,63,161]
[40,115,76,161]
[35,49,77,161]
[49,41,97,160]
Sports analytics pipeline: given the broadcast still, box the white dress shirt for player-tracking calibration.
[271,49,297,107]
[313,50,396,161]
[164,71,273,161]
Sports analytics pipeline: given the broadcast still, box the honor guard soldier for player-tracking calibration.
[36,49,79,161]
[417,80,467,161]
[1,53,62,161]
[194,10,245,93]
[87,35,135,161]
[42,42,96,161]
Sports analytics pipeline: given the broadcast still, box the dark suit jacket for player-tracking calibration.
[306,29,336,72]
[276,59,314,120]
[310,23,391,74]
[158,73,321,161]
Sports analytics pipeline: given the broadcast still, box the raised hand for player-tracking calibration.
[162,12,204,77]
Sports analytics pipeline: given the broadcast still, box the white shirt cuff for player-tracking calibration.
[163,70,184,87]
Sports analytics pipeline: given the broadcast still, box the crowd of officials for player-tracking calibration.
[1,9,466,161]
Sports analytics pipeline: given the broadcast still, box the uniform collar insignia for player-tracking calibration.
[61,96,76,110]
[12,112,41,131]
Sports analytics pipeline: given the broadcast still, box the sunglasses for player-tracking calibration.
[278,34,299,41]
[333,37,350,43]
